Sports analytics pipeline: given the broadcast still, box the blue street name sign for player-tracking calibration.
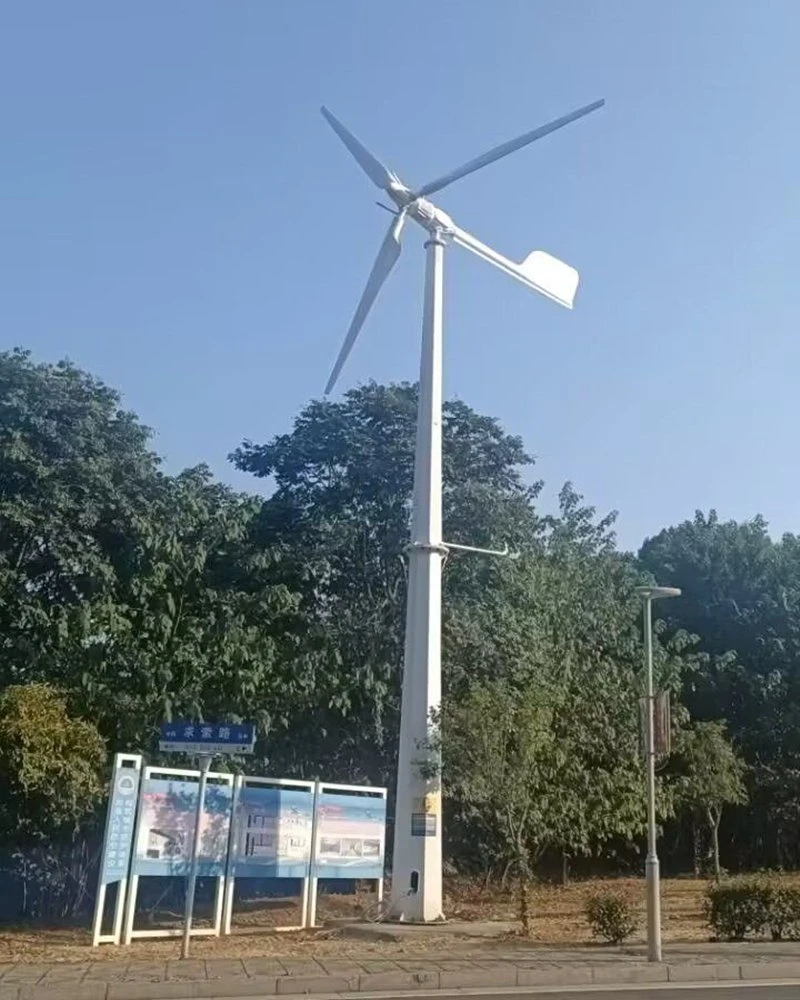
[159,721,255,755]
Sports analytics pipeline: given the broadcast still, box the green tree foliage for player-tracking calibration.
[0,349,161,687]
[673,720,747,879]
[0,349,305,758]
[443,680,560,932]
[0,684,106,843]
[5,346,800,884]
[232,381,542,782]
[640,511,800,867]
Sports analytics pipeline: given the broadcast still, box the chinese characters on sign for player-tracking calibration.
[100,766,141,886]
[158,721,255,755]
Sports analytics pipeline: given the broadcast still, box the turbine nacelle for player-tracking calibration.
[321,99,604,393]
[408,198,454,233]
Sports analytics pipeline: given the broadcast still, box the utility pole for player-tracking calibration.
[637,585,681,962]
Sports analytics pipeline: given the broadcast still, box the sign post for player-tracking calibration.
[158,722,255,959]
[181,754,211,959]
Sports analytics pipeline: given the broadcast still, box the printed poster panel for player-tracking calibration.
[231,785,313,879]
[100,764,141,886]
[132,777,232,877]
[313,792,386,879]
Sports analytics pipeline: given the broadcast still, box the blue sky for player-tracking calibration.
[2,1,798,550]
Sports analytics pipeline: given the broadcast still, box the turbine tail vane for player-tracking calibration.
[450,223,579,309]
[416,99,604,198]
[324,212,406,395]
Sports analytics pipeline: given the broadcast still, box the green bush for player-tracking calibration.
[0,684,107,843]
[706,877,775,941]
[768,888,800,941]
[586,890,638,944]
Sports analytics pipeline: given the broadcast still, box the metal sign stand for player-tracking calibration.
[182,754,212,959]
[157,721,255,960]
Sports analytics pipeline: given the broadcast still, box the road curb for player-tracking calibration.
[8,961,800,999]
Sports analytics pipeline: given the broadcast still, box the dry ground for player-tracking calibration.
[2,874,797,965]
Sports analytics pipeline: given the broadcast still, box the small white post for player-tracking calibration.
[211,876,224,937]
[111,877,129,945]
[300,875,310,929]
[91,884,107,948]
[122,874,139,946]
[306,779,322,928]
[122,758,148,946]
[181,755,212,960]
[222,773,242,936]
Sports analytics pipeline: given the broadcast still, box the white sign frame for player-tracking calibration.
[91,753,143,947]
[307,780,387,928]
[122,765,234,944]
[222,774,316,934]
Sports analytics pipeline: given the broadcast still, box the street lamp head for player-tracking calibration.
[637,585,682,601]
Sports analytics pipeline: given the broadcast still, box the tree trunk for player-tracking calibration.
[692,818,702,878]
[500,858,516,891]
[561,852,570,886]
[518,870,530,936]
[708,809,722,882]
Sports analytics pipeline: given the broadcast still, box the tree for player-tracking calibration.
[674,721,748,879]
[0,348,161,689]
[231,381,543,784]
[0,684,107,843]
[443,680,560,933]
[639,511,800,867]
[64,466,306,753]
[0,350,307,759]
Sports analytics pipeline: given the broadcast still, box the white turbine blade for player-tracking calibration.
[451,224,579,309]
[321,106,397,191]
[416,100,604,198]
[325,213,405,394]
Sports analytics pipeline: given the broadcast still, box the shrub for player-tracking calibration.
[768,888,800,941]
[586,890,638,944]
[0,684,107,843]
[706,878,772,941]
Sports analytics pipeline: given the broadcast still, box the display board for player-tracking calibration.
[313,789,386,880]
[93,762,387,945]
[122,766,234,944]
[230,780,314,879]
[91,754,143,946]
[132,775,233,878]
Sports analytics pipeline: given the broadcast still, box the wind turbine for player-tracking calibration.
[321,99,604,922]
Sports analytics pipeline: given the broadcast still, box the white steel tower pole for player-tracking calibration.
[390,228,446,922]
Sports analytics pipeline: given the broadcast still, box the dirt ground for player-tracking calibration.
[1,874,795,965]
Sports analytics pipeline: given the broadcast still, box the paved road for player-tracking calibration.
[356,990,800,1000]
[526,991,798,1000]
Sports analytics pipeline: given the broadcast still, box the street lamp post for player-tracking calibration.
[637,585,681,963]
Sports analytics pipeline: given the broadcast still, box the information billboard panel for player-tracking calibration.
[313,791,386,880]
[132,776,233,878]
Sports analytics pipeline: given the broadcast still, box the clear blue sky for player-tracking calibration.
[3,1,798,550]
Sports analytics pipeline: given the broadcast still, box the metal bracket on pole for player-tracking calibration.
[442,541,518,559]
